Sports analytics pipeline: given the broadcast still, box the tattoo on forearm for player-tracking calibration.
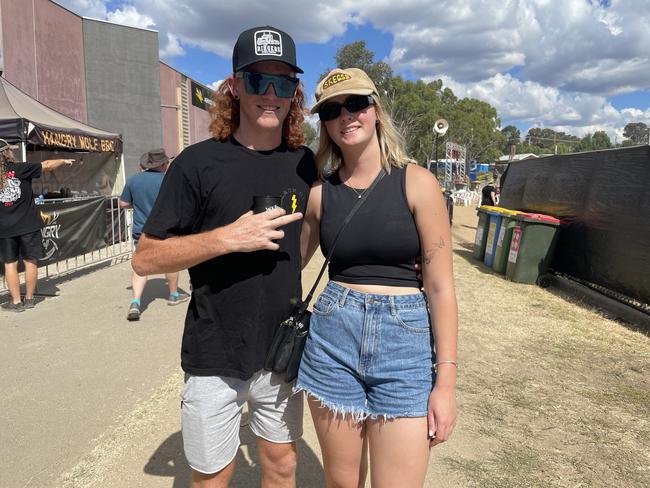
[423,237,446,264]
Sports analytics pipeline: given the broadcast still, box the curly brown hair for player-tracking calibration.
[208,79,306,149]
[0,147,17,190]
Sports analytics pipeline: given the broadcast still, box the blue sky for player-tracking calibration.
[173,23,396,99]
[59,0,650,143]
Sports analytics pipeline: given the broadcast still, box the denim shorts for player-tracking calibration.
[295,281,435,421]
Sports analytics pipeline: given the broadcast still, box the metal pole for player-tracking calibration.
[434,134,439,179]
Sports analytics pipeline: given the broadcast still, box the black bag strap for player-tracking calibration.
[300,168,386,310]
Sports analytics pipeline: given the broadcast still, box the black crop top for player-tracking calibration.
[320,165,421,287]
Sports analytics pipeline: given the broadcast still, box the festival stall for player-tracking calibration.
[0,76,128,269]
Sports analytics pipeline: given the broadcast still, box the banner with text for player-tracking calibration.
[37,197,106,266]
[31,126,122,153]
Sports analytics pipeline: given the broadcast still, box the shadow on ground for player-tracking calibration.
[545,281,650,337]
[453,248,503,278]
[144,428,324,487]
[0,260,117,304]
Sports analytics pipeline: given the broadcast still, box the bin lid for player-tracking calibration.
[495,208,520,216]
[517,213,561,225]
[484,207,516,217]
[476,205,496,215]
[477,205,498,214]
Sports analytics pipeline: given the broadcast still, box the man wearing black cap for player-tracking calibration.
[132,26,316,487]
[119,149,189,321]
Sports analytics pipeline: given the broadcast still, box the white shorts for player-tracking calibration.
[181,369,304,474]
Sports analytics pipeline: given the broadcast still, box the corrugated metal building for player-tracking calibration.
[0,0,212,176]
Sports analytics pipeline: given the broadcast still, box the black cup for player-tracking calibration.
[253,195,281,214]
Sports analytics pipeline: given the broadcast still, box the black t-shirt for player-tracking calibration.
[0,162,42,238]
[143,137,317,380]
[481,184,496,206]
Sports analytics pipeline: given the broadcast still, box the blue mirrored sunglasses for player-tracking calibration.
[235,71,299,98]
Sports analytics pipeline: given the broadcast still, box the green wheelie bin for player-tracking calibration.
[473,205,497,261]
[491,209,524,274]
[506,213,561,285]
[484,208,519,268]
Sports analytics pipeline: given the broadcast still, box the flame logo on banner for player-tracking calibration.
[40,210,53,226]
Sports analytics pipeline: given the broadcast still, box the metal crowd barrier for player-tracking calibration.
[0,196,133,295]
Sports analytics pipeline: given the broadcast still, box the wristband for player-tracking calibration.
[434,360,457,372]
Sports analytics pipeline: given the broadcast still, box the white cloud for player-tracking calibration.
[55,0,650,140]
[106,6,155,29]
[160,33,186,59]
[440,73,650,141]
[55,0,108,19]
[207,80,224,91]
[128,0,360,57]
[119,0,650,99]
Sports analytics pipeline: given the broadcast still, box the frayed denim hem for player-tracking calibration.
[294,384,429,423]
[294,384,370,424]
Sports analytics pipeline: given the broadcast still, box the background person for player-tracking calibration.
[0,139,73,311]
[298,68,458,487]
[481,178,498,206]
[119,149,189,321]
[132,26,316,488]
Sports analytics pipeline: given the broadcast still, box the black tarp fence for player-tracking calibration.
[37,197,107,266]
[500,146,650,305]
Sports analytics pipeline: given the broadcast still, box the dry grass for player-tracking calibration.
[442,209,650,487]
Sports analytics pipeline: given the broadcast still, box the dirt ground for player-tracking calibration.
[1,205,648,487]
[446,206,649,488]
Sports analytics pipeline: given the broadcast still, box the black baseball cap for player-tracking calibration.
[232,26,303,74]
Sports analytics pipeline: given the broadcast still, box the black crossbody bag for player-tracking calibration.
[264,169,386,382]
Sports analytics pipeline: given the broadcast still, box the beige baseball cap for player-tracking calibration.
[311,68,378,114]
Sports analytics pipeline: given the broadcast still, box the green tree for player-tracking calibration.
[302,122,318,148]
[576,131,612,152]
[323,40,393,93]
[516,142,546,155]
[577,133,594,152]
[525,128,580,154]
[622,122,649,144]
[501,125,521,154]
[447,97,504,163]
[321,42,506,168]
[592,131,612,150]
[620,138,637,147]
[382,76,442,165]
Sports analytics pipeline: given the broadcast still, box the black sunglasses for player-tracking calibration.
[318,95,374,122]
[235,71,299,98]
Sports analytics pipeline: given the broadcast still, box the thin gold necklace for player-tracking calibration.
[347,185,367,199]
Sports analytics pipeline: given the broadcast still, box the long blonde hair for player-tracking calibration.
[315,93,416,176]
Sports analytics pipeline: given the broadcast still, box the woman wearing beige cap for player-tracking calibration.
[297,68,458,487]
